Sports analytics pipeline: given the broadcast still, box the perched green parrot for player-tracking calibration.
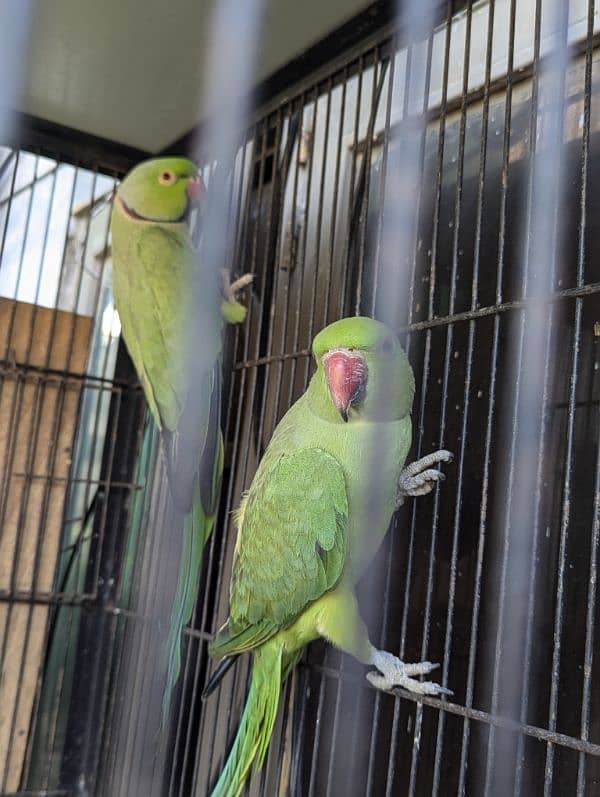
[110,157,250,725]
[207,316,453,797]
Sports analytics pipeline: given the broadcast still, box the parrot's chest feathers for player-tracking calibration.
[335,416,410,578]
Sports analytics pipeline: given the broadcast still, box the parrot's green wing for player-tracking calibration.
[115,225,185,431]
[211,447,348,657]
[114,222,221,512]
[112,212,224,726]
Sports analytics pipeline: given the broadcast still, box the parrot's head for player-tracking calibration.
[115,157,205,225]
[311,316,415,423]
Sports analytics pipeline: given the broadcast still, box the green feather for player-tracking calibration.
[221,298,247,325]
[210,641,283,797]
[226,447,347,638]
[162,486,213,721]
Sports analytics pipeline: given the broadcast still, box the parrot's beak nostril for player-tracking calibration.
[186,175,206,205]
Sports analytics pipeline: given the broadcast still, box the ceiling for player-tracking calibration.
[15,0,373,154]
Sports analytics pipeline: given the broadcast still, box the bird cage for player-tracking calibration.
[0,1,599,795]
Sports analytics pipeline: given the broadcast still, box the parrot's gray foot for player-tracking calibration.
[367,649,452,696]
[222,269,254,301]
[396,449,453,506]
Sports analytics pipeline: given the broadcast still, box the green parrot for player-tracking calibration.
[207,316,453,797]
[110,156,250,725]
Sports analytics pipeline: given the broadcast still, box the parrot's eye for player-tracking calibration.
[158,170,177,186]
[379,337,395,356]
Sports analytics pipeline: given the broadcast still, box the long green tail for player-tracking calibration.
[211,642,283,797]
[161,418,225,727]
[161,486,214,725]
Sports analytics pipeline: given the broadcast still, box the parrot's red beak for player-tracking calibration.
[323,348,368,422]
[186,175,206,205]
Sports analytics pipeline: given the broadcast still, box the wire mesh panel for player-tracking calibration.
[0,147,148,795]
[1,0,600,795]
[185,1,600,794]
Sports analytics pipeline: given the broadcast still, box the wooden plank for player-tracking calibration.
[0,298,92,792]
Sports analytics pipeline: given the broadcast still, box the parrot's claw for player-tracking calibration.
[222,269,254,302]
[367,649,452,697]
[396,449,453,506]
[229,273,254,295]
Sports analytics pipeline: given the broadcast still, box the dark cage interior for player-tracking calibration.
[1,1,600,795]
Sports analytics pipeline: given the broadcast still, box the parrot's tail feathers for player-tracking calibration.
[202,655,238,700]
[210,642,282,797]
[161,492,213,728]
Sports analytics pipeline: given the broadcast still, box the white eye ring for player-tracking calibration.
[158,170,177,186]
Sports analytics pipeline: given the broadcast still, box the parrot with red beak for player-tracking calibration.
[207,316,452,797]
[110,157,250,728]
